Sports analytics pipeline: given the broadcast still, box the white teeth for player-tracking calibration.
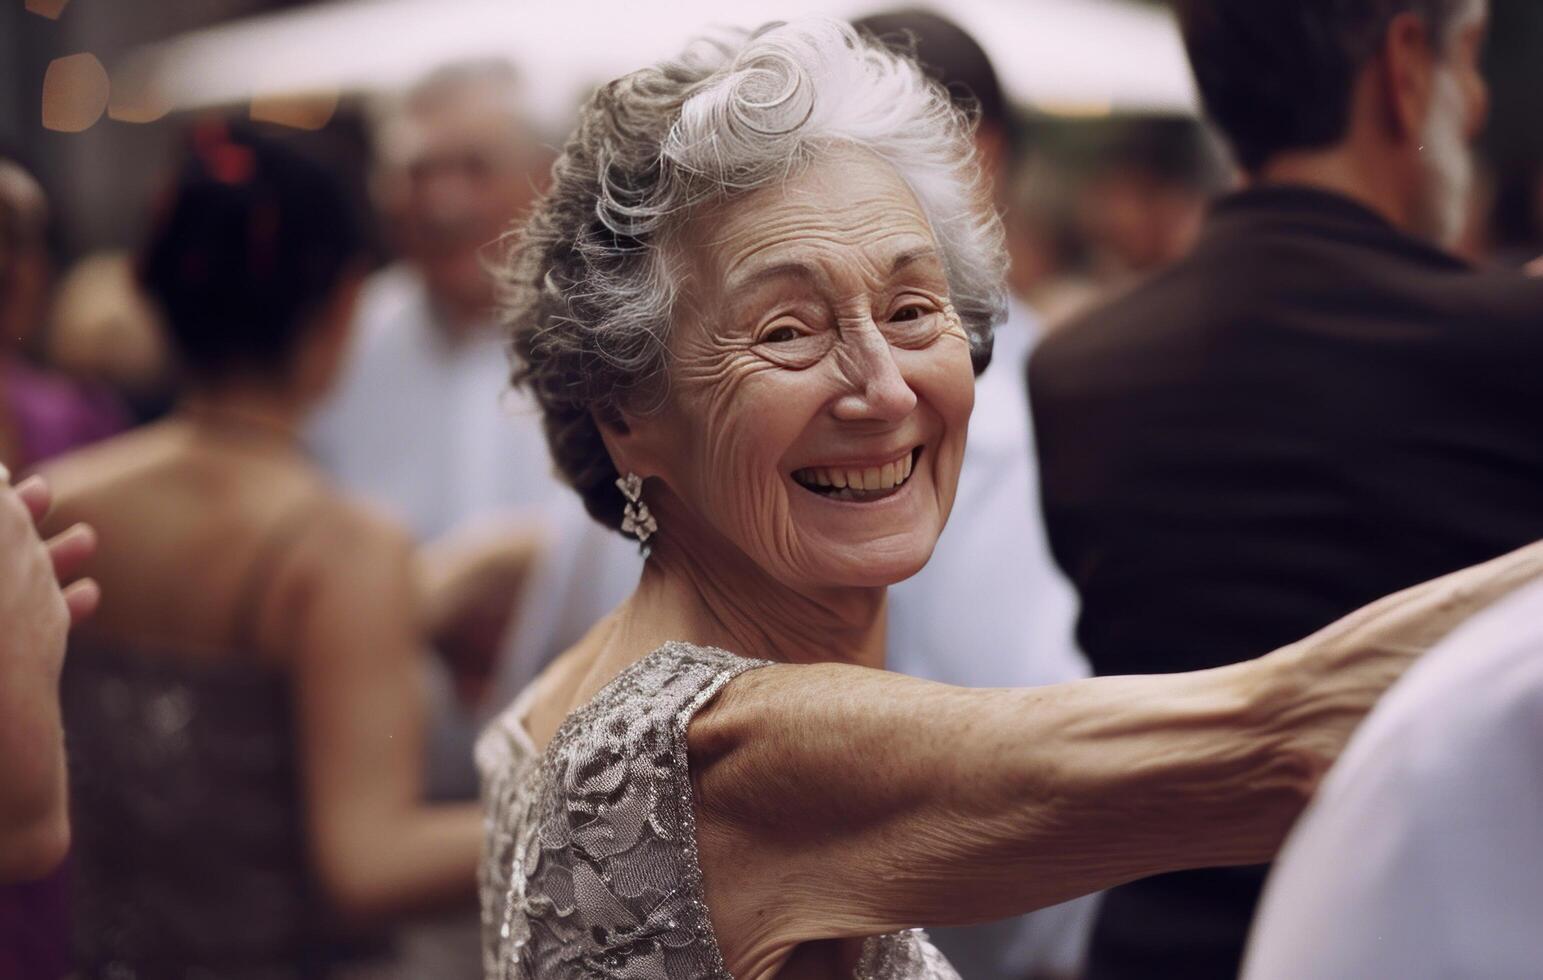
[794,451,919,496]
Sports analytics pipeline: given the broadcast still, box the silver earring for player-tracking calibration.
[616,472,657,557]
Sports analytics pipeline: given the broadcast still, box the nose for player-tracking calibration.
[830,321,918,423]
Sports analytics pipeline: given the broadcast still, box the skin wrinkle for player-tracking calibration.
[614,147,972,605]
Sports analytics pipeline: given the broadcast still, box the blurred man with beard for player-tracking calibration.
[1030,1,1543,977]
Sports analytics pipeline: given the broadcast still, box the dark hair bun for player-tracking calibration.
[139,122,362,380]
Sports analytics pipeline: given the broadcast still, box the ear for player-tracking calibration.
[1377,11,1439,143]
[593,404,666,483]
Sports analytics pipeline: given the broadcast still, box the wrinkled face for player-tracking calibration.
[1415,0,1489,246]
[622,147,975,591]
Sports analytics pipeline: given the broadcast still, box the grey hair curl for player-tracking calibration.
[499,18,1007,531]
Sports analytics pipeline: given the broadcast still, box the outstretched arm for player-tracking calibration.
[689,540,1543,977]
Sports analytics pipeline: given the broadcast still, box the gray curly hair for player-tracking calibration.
[499,18,1008,531]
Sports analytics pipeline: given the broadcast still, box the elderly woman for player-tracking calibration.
[476,20,1542,980]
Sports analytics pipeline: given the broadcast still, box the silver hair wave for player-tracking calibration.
[498,17,1008,530]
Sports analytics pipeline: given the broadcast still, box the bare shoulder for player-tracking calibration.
[262,492,422,672]
[516,616,624,750]
[36,426,169,513]
[285,493,416,591]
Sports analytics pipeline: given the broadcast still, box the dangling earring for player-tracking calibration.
[616,472,657,557]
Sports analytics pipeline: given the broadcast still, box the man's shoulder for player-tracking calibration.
[1035,237,1543,378]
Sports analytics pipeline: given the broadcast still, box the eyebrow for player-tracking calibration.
[728,261,820,295]
[889,246,946,277]
[727,246,946,295]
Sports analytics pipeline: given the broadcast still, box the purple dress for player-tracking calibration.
[0,358,125,980]
[2,359,127,468]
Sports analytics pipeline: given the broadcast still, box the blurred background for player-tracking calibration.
[2,2,1541,978]
[6,0,1543,323]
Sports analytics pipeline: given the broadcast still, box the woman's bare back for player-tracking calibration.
[44,420,356,663]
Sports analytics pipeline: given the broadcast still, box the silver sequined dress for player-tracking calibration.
[476,641,960,979]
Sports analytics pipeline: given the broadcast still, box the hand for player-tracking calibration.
[8,469,100,623]
[0,467,99,881]
[417,520,546,708]
[1526,255,1543,278]
[0,468,99,668]
[1263,539,1543,771]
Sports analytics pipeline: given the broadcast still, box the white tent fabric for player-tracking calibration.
[137,0,1197,127]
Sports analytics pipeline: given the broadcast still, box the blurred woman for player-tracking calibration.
[41,125,481,977]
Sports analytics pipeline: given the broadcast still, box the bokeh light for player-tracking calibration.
[25,0,70,20]
[249,91,340,130]
[108,59,173,124]
[41,53,110,133]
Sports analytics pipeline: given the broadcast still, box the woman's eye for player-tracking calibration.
[890,304,930,323]
[761,325,803,344]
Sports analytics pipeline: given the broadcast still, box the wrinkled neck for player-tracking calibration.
[620,500,888,670]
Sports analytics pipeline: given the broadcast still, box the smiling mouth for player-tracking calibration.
[792,448,922,503]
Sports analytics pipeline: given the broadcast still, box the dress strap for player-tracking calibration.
[228,492,332,657]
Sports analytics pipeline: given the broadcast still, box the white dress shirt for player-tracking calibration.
[1245,577,1543,979]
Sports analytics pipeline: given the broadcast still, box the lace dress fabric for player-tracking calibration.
[477,641,960,979]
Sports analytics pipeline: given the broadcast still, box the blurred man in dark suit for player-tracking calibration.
[1029,1,1543,977]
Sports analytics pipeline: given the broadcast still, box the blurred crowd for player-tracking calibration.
[1,2,1541,980]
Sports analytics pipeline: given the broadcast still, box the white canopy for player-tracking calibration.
[136,0,1197,127]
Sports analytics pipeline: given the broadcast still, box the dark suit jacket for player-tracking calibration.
[1029,185,1543,979]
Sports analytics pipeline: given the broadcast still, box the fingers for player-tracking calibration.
[14,474,52,526]
[47,523,96,580]
[62,578,101,625]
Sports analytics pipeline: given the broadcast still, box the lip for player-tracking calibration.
[787,444,923,473]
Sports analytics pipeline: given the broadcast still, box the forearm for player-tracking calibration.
[312,801,483,923]
[981,659,1319,909]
